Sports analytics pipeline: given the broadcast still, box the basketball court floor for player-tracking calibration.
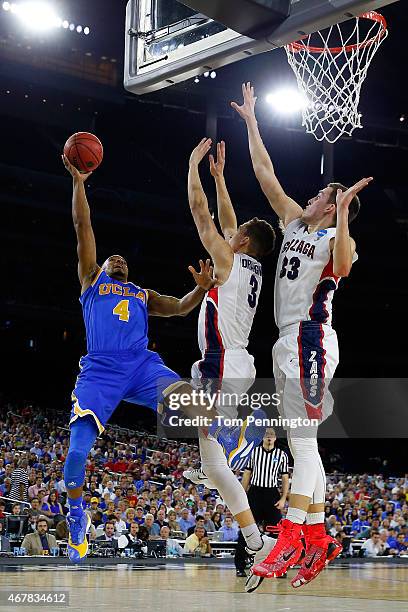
[0,563,406,611]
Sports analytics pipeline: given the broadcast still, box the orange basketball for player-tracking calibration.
[63,132,103,173]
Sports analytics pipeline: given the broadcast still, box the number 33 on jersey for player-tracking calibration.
[275,218,358,330]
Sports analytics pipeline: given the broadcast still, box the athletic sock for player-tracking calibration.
[241,524,263,551]
[286,507,307,525]
[68,496,84,517]
[305,512,325,525]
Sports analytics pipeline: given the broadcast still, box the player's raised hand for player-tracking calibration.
[209,141,226,179]
[190,138,212,166]
[62,154,92,182]
[336,177,373,212]
[188,259,216,291]
[231,82,257,121]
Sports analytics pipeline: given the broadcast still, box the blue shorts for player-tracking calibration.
[70,349,180,433]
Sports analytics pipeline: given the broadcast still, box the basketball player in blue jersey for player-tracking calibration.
[62,155,215,563]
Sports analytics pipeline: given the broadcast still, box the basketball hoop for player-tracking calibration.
[285,11,388,143]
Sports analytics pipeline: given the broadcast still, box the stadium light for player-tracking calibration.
[266,88,308,114]
[13,2,60,31]
[2,2,91,36]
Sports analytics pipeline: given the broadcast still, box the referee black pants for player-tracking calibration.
[235,486,282,572]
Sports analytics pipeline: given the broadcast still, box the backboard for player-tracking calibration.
[124,0,398,95]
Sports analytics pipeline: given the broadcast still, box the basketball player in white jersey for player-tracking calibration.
[232,83,372,588]
[185,137,277,565]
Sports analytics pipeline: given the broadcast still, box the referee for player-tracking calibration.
[235,428,289,577]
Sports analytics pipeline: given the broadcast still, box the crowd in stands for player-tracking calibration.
[0,403,407,558]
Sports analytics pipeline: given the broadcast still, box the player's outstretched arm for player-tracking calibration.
[209,141,237,241]
[188,139,234,284]
[147,259,215,317]
[62,155,99,292]
[231,82,303,227]
[331,177,373,277]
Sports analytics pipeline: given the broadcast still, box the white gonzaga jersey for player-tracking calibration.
[198,253,262,353]
[275,218,357,330]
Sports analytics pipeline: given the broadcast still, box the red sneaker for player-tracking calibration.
[252,519,304,578]
[291,524,342,588]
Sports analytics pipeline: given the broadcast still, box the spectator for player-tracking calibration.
[395,533,408,555]
[143,513,160,539]
[137,525,149,543]
[113,509,127,535]
[184,526,212,555]
[155,507,168,530]
[103,501,116,520]
[125,507,136,528]
[219,517,239,542]
[47,491,65,525]
[379,530,393,555]
[91,511,104,528]
[55,519,69,540]
[360,518,380,540]
[96,521,118,549]
[134,507,145,525]
[326,515,338,536]
[21,516,57,555]
[160,525,183,557]
[361,530,389,557]
[187,516,206,537]
[0,501,6,519]
[28,476,45,501]
[90,497,101,514]
[11,502,22,516]
[10,459,29,502]
[351,510,370,535]
[125,522,141,547]
[211,512,222,531]
[178,508,195,534]
[203,511,215,533]
[0,521,10,552]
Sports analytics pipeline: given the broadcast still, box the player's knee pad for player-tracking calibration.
[64,449,87,490]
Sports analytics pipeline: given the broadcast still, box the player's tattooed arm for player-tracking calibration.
[188,139,234,284]
[62,155,100,292]
[331,177,372,277]
[231,82,303,227]
[147,260,215,317]
[209,141,237,241]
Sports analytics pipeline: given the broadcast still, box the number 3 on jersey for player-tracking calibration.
[113,299,130,322]
[248,274,259,309]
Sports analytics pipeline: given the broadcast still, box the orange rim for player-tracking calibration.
[287,11,387,55]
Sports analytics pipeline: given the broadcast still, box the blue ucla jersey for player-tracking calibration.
[80,269,149,353]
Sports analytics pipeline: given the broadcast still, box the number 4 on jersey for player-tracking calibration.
[113,299,130,322]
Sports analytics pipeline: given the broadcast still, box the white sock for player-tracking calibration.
[306,512,325,525]
[286,507,307,525]
[242,524,263,551]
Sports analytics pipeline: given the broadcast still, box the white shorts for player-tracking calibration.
[273,322,339,429]
[191,348,256,420]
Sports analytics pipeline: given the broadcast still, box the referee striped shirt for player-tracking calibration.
[246,446,289,488]
[10,467,29,502]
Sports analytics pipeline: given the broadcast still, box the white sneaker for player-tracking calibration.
[182,467,215,489]
[245,535,277,593]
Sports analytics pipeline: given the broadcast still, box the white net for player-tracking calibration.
[285,12,388,143]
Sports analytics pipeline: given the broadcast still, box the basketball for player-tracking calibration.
[63,132,103,173]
